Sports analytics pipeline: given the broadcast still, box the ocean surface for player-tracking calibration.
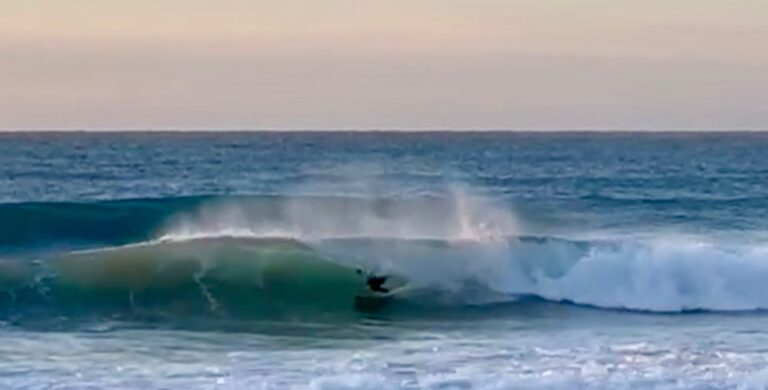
[1,131,768,389]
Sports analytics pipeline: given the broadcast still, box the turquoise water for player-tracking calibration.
[1,131,768,388]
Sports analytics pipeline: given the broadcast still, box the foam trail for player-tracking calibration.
[193,267,220,312]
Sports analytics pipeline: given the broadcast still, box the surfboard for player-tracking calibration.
[353,274,409,310]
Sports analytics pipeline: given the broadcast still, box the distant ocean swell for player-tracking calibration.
[1,194,768,319]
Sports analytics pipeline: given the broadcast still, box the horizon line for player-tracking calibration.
[1,128,768,133]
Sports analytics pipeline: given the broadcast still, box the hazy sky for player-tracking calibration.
[1,0,767,130]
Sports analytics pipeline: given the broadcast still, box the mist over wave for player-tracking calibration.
[159,188,518,242]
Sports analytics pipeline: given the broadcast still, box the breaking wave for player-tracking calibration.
[1,193,768,320]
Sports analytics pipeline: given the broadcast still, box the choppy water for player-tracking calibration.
[1,131,768,389]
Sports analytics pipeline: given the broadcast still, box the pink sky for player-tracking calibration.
[2,0,767,130]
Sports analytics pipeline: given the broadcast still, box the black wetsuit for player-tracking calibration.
[366,276,389,293]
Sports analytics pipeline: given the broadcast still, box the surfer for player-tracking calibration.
[356,269,390,293]
[366,275,390,293]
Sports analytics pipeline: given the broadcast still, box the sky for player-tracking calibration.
[1,0,767,130]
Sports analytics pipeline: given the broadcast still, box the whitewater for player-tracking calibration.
[1,131,768,389]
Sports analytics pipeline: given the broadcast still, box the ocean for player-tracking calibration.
[1,131,768,389]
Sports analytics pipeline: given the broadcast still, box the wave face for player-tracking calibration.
[1,192,768,318]
[1,238,373,320]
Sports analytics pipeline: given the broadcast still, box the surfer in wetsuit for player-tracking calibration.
[366,275,389,293]
[354,269,394,311]
[356,269,390,293]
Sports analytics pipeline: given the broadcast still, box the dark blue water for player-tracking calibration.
[3,132,768,245]
[2,131,768,389]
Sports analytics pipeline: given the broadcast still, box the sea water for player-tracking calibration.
[1,131,768,389]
